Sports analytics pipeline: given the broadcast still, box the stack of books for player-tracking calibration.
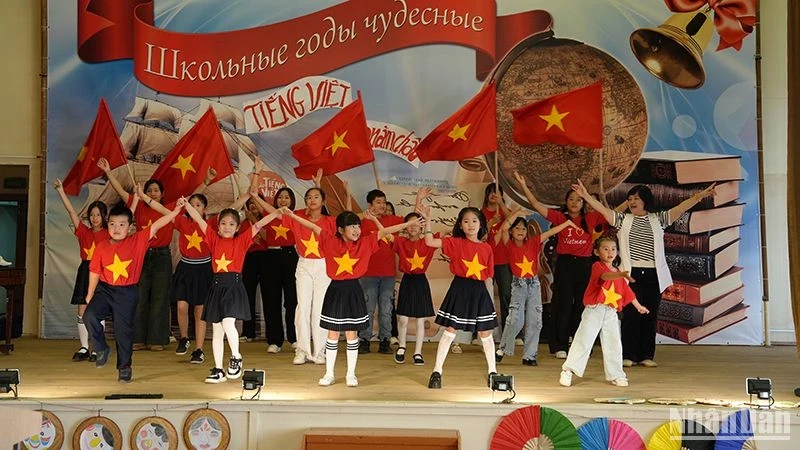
[607,151,748,344]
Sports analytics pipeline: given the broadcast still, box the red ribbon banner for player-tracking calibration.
[663,0,756,51]
[77,0,552,96]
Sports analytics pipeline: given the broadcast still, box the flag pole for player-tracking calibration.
[598,147,605,203]
[357,89,381,191]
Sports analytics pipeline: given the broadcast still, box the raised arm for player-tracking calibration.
[572,179,615,225]
[282,207,322,235]
[311,167,324,188]
[184,198,208,234]
[251,209,282,237]
[415,186,433,213]
[374,214,419,241]
[668,183,716,224]
[496,207,523,245]
[419,206,443,249]
[538,219,578,243]
[130,193,140,214]
[53,179,81,229]
[191,167,217,196]
[97,157,131,204]
[149,198,185,239]
[135,183,172,215]
[344,180,353,212]
[513,171,549,218]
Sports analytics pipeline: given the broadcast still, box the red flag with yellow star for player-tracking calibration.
[414,83,497,163]
[511,81,603,149]
[62,98,128,195]
[291,96,374,180]
[151,107,234,202]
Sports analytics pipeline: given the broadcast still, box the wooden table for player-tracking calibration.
[0,268,25,355]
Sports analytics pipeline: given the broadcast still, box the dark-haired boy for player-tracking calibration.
[84,200,185,382]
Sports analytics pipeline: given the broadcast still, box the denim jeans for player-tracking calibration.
[499,276,542,360]
[359,276,394,341]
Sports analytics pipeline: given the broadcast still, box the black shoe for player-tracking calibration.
[72,347,90,362]
[495,350,504,363]
[413,354,424,365]
[95,348,111,368]
[175,337,190,355]
[488,371,497,388]
[118,367,132,383]
[522,358,538,366]
[428,371,442,389]
[189,348,205,364]
[394,347,406,364]
[378,338,392,354]
[88,352,98,362]
[358,339,370,354]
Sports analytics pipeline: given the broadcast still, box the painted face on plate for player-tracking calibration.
[22,417,57,449]
[188,417,222,449]
[79,423,114,449]
[135,423,169,450]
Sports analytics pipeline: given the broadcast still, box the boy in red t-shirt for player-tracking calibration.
[84,201,185,382]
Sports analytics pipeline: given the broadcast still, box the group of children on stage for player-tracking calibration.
[54,160,652,389]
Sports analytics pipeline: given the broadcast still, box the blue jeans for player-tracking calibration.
[359,276,394,341]
[499,276,542,360]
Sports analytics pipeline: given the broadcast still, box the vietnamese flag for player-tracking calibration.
[291,95,374,180]
[511,81,604,149]
[151,108,234,203]
[62,99,128,195]
[415,82,497,163]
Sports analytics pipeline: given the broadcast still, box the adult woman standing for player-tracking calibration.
[572,179,715,367]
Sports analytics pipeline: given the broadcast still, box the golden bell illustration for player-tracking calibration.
[629,8,714,89]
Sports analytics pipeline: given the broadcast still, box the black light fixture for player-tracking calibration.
[0,369,20,398]
[241,369,265,400]
[746,377,773,408]
[489,373,515,404]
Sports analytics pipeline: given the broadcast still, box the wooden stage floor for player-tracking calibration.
[3,338,799,406]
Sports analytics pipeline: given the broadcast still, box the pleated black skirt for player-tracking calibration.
[71,260,91,305]
[396,273,434,318]
[172,259,213,306]
[202,272,251,323]
[319,279,369,331]
[435,276,497,332]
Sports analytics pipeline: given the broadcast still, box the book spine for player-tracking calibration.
[666,253,714,280]
[658,300,704,327]
[656,320,689,343]
[626,160,678,184]
[669,211,691,234]
[661,283,701,304]
[663,232,710,253]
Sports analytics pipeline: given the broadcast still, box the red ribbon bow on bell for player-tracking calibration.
[664,0,756,51]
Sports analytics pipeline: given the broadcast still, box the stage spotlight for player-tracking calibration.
[489,373,515,404]
[746,377,773,408]
[241,369,265,400]
[0,369,20,398]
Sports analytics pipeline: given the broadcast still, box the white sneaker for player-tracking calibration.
[0,256,12,267]
[292,349,307,365]
[515,338,524,346]
[640,359,658,367]
[450,343,463,354]
[227,356,243,379]
[346,374,359,387]
[612,378,629,387]
[559,370,573,387]
[267,344,281,354]
[291,342,298,350]
[622,359,634,367]
[555,351,567,359]
[312,353,326,365]
[389,337,399,346]
[318,374,336,386]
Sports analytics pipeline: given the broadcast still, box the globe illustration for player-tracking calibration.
[479,33,647,207]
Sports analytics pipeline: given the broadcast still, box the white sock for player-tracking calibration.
[212,322,224,368]
[222,318,240,358]
[346,339,359,377]
[414,319,425,355]
[481,335,497,374]
[397,315,408,349]
[77,316,89,350]
[325,339,338,377]
[433,330,456,374]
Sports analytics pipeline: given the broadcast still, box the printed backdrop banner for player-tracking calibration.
[45,0,762,345]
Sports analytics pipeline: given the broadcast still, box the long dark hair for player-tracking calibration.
[304,187,329,216]
[482,183,504,209]
[452,207,487,240]
[335,211,361,239]
[559,189,588,232]
[273,187,296,210]
[188,193,208,219]
[86,200,108,229]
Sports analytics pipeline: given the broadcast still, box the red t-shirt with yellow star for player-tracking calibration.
[204,229,255,274]
[441,237,494,281]
[506,237,542,278]
[362,214,403,277]
[264,217,295,247]
[282,209,336,259]
[319,229,380,280]
[74,223,108,261]
[583,262,637,311]
[483,207,509,265]
[173,215,215,259]
[546,209,606,257]
[392,234,438,274]
[128,198,177,248]
[89,230,152,286]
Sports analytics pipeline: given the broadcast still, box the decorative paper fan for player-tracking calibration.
[594,397,647,404]
[715,409,757,450]
[490,405,580,450]
[648,420,715,450]
[647,398,698,406]
[578,417,645,450]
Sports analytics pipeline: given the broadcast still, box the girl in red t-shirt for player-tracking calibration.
[54,178,109,362]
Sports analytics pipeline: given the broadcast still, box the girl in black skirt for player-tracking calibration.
[282,209,417,387]
[184,202,281,384]
[54,178,108,362]
[420,205,498,389]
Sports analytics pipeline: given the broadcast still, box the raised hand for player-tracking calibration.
[311,167,324,187]
[513,170,525,185]
[571,178,589,198]
[53,178,63,191]
[697,183,717,199]
[175,197,187,208]
[97,157,110,173]
[206,167,217,181]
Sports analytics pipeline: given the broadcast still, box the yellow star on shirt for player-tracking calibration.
[83,241,96,260]
[602,284,623,309]
[325,131,350,156]
[462,253,487,279]
[406,250,426,271]
[301,233,321,258]
[141,219,157,239]
[105,254,132,283]
[215,253,233,272]
[185,230,204,253]
[448,123,470,142]
[171,153,197,179]
[271,224,290,241]
[515,255,535,277]
[539,105,570,132]
[334,251,359,276]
